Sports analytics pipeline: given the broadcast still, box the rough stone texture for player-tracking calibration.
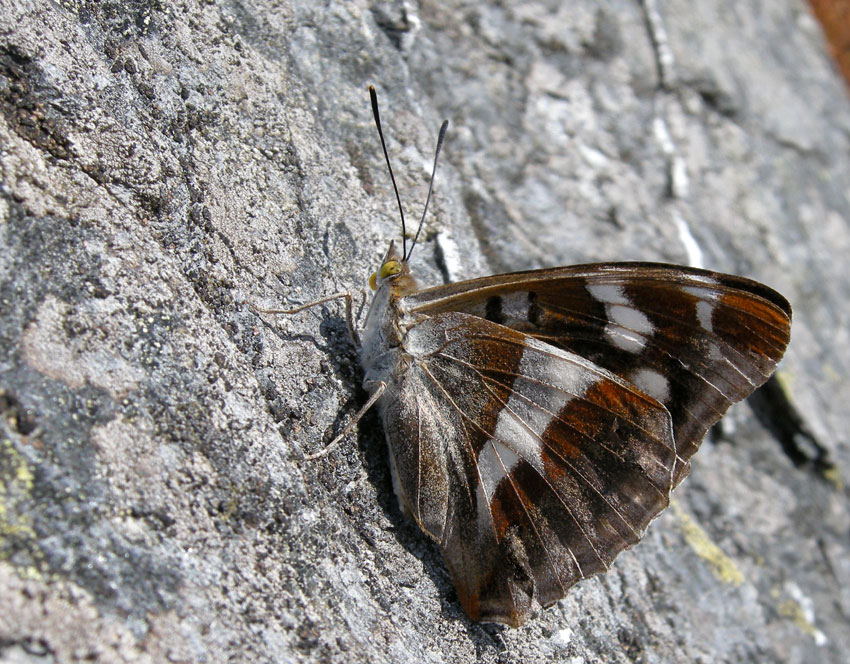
[1,0,848,662]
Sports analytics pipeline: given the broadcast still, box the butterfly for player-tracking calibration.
[267,87,792,627]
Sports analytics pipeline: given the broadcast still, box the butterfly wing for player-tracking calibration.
[381,311,681,626]
[400,262,792,485]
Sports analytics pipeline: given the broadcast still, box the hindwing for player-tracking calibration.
[382,311,684,626]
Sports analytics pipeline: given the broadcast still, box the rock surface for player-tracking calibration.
[1,0,848,662]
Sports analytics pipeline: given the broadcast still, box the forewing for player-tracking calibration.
[380,311,677,626]
[401,263,792,484]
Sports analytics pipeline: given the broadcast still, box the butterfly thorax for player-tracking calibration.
[360,243,423,389]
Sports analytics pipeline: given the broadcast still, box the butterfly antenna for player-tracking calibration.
[408,119,449,261]
[370,86,408,259]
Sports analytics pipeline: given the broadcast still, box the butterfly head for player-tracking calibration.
[368,86,449,296]
[368,240,419,296]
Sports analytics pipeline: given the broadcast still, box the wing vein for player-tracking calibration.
[478,376,645,539]
[424,353,617,572]
[418,361,603,576]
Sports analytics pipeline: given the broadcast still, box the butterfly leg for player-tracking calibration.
[253,291,361,348]
[303,381,386,460]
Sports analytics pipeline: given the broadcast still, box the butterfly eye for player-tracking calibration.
[368,260,403,290]
[380,260,402,279]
